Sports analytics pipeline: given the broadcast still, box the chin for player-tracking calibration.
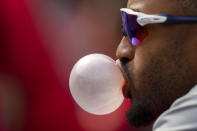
[126,98,156,127]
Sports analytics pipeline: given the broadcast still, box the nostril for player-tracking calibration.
[116,37,135,61]
[120,57,130,65]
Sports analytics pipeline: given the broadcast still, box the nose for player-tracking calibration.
[116,37,135,62]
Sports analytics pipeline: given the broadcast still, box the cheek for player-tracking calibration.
[131,40,168,92]
[132,45,153,77]
[133,26,171,72]
[129,24,176,91]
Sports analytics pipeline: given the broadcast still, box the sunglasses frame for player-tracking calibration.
[120,8,197,46]
[121,8,197,26]
[121,8,167,26]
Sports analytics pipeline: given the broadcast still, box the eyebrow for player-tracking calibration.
[129,8,140,12]
[128,4,141,12]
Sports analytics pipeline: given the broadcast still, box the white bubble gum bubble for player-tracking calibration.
[69,54,125,115]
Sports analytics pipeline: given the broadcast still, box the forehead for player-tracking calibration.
[127,0,177,14]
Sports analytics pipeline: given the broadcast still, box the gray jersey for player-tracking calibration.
[153,85,197,131]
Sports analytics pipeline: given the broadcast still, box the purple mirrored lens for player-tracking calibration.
[132,37,140,46]
[121,12,141,46]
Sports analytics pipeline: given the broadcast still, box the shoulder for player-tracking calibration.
[153,85,197,131]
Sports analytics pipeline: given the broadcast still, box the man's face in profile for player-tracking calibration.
[117,0,197,127]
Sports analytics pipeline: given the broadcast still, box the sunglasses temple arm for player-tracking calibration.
[162,14,197,24]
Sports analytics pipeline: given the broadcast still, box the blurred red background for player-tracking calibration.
[0,0,152,131]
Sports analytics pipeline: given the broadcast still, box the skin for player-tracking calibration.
[116,0,197,127]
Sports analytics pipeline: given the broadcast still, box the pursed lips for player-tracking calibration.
[116,59,132,99]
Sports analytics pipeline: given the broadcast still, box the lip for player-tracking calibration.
[116,59,132,99]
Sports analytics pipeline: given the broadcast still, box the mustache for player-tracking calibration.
[120,58,135,98]
[120,58,132,81]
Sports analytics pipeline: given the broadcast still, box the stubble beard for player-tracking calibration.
[125,37,194,127]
